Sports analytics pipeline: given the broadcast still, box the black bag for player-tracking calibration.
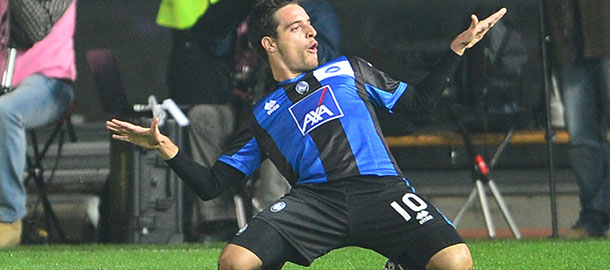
[99,118,184,244]
[8,0,73,48]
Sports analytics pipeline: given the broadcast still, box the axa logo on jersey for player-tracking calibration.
[289,86,344,135]
[303,105,334,128]
[265,100,280,115]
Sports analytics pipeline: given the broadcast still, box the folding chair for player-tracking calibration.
[24,103,77,243]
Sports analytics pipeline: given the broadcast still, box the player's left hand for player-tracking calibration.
[450,7,507,55]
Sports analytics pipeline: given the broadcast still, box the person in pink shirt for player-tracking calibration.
[0,0,76,247]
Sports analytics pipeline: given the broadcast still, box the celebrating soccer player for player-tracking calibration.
[106,1,506,269]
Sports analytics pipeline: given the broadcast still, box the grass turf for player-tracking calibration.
[1,239,609,269]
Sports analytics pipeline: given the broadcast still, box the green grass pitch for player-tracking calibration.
[1,239,609,269]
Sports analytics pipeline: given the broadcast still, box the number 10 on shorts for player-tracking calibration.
[390,193,429,222]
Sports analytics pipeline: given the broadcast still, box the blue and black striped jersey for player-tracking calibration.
[167,51,460,199]
[219,55,443,186]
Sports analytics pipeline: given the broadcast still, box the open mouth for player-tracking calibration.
[308,42,318,53]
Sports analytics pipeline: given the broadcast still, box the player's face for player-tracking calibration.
[272,4,319,74]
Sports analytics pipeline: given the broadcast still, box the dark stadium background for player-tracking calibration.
[73,0,541,127]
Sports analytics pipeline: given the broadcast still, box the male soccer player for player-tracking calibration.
[106,1,506,269]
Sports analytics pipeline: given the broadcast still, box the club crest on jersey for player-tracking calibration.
[270,201,286,213]
[295,81,310,94]
[289,85,344,135]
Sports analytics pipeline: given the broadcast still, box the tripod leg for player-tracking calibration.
[26,129,68,243]
[488,179,522,239]
[233,194,248,229]
[475,180,496,238]
[32,170,67,242]
[453,188,478,226]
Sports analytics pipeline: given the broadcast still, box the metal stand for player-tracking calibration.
[450,108,521,239]
[233,181,255,229]
[233,194,248,229]
[538,0,559,238]
[1,47,17,95]
[24,108,77,243]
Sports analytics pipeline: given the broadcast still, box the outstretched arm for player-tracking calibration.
[450,7,507,55]
[106,117,245,200]
[394,8,507,113]
[105,118,179,160]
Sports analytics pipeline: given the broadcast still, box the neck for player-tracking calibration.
[269,59,300,82]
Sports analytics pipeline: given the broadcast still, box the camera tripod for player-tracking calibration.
[449,107,521,239]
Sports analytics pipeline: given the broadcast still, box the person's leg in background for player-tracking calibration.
[185,104,240,241]
[250,160,290,213]
[0,74,74,247]
[167,23,238,243]
[558,60,610,237]
[596,58,610,236]
[164,0,254,242]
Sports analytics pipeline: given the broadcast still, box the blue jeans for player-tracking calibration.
[0,74,74,223]
[556,58,610,236]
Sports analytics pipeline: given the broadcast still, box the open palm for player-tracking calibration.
[106,118,163,149]
[450,7,507,55]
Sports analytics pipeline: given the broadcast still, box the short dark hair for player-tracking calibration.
[247,0,299,60]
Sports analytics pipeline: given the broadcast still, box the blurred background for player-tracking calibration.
[73,0,543,125]
[24,0,579,244]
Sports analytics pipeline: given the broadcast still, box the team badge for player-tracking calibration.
[270,201,286,213]
[295,81,310,94]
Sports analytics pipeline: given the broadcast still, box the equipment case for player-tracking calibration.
[100,117,184,244]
